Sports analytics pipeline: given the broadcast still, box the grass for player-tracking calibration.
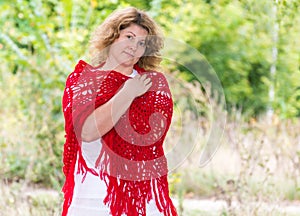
[168,115,300,215]
[0,180,62,216]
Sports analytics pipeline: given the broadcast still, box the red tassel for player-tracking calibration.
[61,156,76,216]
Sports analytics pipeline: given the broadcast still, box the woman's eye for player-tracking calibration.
[138,41,146,47]
[127,35,134,40]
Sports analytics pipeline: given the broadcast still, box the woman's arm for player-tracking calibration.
[81,74,151,142]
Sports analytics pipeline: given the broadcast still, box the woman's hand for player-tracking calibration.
[123,74,152,98]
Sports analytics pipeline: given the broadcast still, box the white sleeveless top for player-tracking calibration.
[67,70,164,216]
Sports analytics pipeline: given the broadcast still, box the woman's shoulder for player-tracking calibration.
[135,64,166,78]
[144,70,169,83]
[67,60,103,81]
[142,70,172,96]
[67,60,88,78]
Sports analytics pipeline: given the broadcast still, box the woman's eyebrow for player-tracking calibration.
[126,31,136,37]
[124,31,147,41]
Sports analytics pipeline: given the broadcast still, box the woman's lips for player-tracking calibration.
[123,51,134,58]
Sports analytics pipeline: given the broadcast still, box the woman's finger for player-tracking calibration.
[133,74,141,80]
[143,78,151,85]
[139,74,148,80]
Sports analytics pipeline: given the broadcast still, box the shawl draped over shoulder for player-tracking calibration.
[62,60,177,216]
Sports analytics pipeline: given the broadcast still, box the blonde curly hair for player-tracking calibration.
[89,7,164,70]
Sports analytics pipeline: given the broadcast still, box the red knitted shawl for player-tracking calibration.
[62,60,178,216]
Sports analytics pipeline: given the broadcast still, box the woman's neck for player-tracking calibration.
[102,58,134,76]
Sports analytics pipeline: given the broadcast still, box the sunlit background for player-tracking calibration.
[0,0,300,215]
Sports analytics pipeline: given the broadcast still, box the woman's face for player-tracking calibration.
[108,23,148,69]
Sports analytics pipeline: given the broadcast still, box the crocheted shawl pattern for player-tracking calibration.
[62,60,177,216]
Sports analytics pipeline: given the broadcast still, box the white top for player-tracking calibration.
[67,69,163,216]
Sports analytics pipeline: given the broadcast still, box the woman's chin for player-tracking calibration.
[119,58,137,67]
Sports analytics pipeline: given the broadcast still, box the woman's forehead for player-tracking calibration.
[120,23,148,37]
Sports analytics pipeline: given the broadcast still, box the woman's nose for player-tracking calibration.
[129,41,138,51]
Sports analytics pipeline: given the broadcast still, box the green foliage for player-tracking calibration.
[151,0,300,117]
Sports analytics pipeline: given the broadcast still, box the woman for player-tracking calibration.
[62,7,178,216]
